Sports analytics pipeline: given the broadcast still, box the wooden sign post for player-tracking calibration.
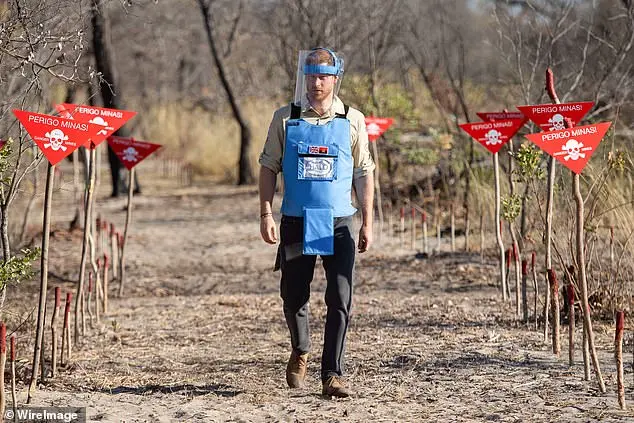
[107,136,161,296]
[460,118,525,300]
[13,110,94,402]
[524,71,610,393]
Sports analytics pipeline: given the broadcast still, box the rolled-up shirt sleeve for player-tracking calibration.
[258,108,285,174]
[349,108,375,180]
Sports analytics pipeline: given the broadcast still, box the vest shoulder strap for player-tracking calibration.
[290,103,301,120]
[335,104,349,119]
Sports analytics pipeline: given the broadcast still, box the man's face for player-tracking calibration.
[306,72,337,103]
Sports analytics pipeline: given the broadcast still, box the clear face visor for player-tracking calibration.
[293,49,345,109]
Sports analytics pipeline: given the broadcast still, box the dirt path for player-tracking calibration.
[11,172,633,422]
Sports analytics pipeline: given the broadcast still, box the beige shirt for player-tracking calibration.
[258,96,375,180]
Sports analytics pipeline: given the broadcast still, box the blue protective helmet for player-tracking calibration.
[303,48,343,76]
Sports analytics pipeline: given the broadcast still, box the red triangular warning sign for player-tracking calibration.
[524,122,611,174]
[459,119,526,154]
[477,111,528,125]
[365,117,394,142]
[13,110,100,166]
[57,104,137,148]
[516,102,594,132]
[107,136,161,170]
[54,104,73,119]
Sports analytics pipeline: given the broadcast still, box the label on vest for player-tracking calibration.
[299,156,336,180]
[309,145,329,155]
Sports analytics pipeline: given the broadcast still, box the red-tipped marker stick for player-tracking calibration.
[615,311,626,410]
[568,276,575,367]
[9,334,16,421]
[111,227,119,281]
[399,207,405,247]
[1,323,6,354]
[410,207,416,250]
[531,251,539,330]
[610,226,615,272]
[87,272,94,326]
[421,211,428,254]
[51,287,61,377]
[1,322,6,417]
[103,254,110,314]
[450,205,456,253]
[62,292,72,365]
[548,269,561,356]
[10,335,15,362]
[521,259,528,323]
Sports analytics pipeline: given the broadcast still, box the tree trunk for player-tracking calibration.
[90,0,138,197]
[368,51,384,243]
[1,206,10,262]
[371,140,384,242]
[519,183,530,249]
[198,0,253,185]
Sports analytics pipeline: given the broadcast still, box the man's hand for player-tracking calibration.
[358,223,372,253]
[260,215,278,244]
[352,172,374,253]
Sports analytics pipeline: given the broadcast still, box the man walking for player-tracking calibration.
[258,47,375,398]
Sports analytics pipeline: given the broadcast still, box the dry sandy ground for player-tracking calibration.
[6,165,634,422]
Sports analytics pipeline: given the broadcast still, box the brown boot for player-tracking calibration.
[322,376,352,398]
[286,351,308,388]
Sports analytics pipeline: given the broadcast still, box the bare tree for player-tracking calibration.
[197,0,253,185]
[90,0,140,196]
[0,0,88,310]
[403,0,497,249]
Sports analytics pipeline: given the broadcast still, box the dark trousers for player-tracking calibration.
[279,215,355,382]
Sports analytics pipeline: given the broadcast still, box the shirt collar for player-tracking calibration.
[302,96,345,118]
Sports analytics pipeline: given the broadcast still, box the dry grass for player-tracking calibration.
[137,98,276,182]
[463,139,634,317]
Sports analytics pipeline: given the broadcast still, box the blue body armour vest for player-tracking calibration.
[281,105,356,255]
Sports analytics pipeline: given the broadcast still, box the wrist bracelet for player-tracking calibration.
[260,212,273,218]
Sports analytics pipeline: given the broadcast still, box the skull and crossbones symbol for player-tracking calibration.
[554,139,592,161]
[122,147,140,162]
[484,129,503,145]
[44,129,68,151]
[548,114,566,131]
